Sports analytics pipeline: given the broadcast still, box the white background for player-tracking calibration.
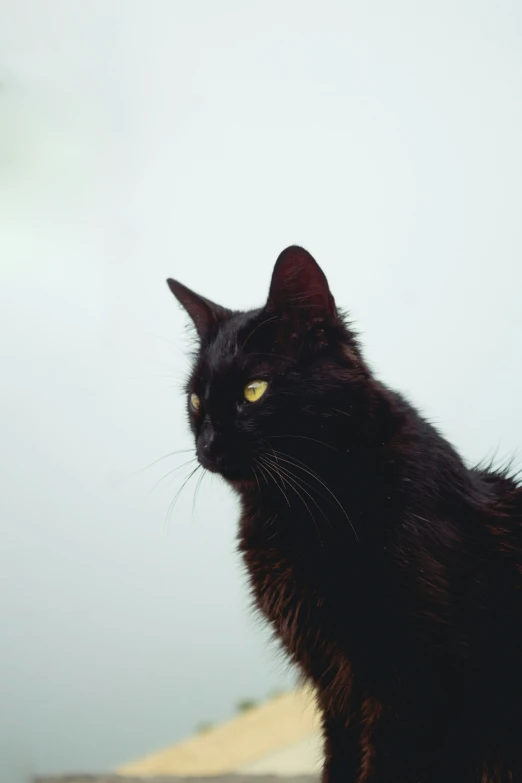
[1,1,522,779]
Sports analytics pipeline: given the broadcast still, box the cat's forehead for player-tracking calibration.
[199,310,262,376]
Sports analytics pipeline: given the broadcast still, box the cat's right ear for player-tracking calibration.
[166,279,231,340]
[265,246,337,326]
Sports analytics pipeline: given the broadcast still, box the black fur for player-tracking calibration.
[168,246,522,783]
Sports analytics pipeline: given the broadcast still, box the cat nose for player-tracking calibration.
[198,431,213,455]
[197,432,220,470]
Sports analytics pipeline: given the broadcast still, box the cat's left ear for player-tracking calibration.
[167,279,231,340]
[265,246,338,326]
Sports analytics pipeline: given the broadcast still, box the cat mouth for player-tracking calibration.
[216,466,256,485]
[197,453,256,485]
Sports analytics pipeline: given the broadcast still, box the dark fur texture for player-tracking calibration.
[168,246,522,783]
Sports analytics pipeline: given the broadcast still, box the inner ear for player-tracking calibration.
[167,279,231,340]
[265,245,337,325]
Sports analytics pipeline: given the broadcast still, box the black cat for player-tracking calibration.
[167,245,522,783]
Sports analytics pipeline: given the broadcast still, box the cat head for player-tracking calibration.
[167,246,368,487]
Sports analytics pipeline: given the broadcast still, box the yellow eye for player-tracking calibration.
[190,393,201,411]
[244,379,268,403]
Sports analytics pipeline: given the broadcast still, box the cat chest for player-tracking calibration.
[241,536,397,688]
[245,547,341,660]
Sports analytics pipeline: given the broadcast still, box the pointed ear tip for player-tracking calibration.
[276,245,316,264]
[278,243,306,255]
[166,279,187,302]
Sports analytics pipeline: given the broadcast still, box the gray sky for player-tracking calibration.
[1,1,522,780]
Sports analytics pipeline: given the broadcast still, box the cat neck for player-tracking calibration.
[236,381,473,552]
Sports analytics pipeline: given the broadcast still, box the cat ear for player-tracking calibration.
[265,246,337,324]
[167,279,231,340]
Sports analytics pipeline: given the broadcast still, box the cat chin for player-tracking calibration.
[198,462,256,489]
[225,476,257,492]
[198,459,257,489]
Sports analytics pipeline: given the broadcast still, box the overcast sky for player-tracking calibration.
[1,1,522,780]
